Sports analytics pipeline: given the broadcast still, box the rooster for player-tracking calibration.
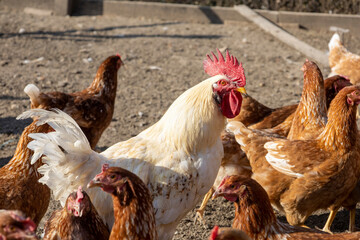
[88,164,157,240]
[328,33,360,84]
[19,49,247,240]
[43,186,109,240]
[213,175,360,240]
[24,55,123,149]
[228,85,360,228]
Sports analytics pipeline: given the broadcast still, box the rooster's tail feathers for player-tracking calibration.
[17,109,104,205]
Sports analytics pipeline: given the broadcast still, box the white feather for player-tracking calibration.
[264,141,303,178]
[24,84,40,101]
[328,33,340,50]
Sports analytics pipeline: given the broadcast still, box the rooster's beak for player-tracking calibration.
[237,87,248,96]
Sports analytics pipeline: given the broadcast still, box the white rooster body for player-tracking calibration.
[20,75,228,240]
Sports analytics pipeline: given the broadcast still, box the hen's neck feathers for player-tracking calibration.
[317,90,358,152]
[233,184,293,240]
[87,64,118,101]
[143,75,227,154]
[3,122,50,175]
[110,179,156,240]
[288,69,327,140]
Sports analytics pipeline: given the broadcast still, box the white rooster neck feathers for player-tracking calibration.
[144,75,228,155]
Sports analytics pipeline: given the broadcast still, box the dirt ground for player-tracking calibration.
[1,6,360,239]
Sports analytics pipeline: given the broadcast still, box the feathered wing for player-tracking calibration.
[264,139,328,178]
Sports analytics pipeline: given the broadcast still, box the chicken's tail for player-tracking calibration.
[17,109,108,206]
[24,84,40,107]
[328,33,342,51]
[226,121,252,147]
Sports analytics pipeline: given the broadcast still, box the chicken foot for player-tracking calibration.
[194,188,215,225]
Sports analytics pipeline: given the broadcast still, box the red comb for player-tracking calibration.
[218,176,229,189]
[76,186,84,202]
[210,226,219,240]
[102,164,109,172]
[203,49,246,87]
[10,212,36,232]
[117,53,121,58]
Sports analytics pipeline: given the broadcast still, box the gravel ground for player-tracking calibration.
[1,6,360,239]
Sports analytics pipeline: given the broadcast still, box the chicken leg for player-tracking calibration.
[322,207,339,234]
[349,208,356,232]
[194,188,214,225]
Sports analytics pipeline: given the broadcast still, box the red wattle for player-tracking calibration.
[220,90,242,118]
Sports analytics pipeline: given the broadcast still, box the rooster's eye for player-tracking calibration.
[220,80,227,86]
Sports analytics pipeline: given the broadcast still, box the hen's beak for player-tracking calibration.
[237,87,248,96]
[87,178,101,189]
[212,189,223,200]
[73,203,84,217]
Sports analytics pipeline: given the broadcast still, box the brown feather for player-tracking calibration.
[215,176,360,240]
[43,190,109,240]
[0,121,52,225]
[30,55,123,149]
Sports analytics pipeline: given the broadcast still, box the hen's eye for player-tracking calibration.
[230,184,235,189]
[110,175,116,179]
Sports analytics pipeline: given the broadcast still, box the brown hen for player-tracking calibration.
[43,186,109,240]
[0,121,52,225]
[213,175,360,240]
[228,84,360,228]
[24,55,123,149]
[0,210,38,240]
[88,164,157,240]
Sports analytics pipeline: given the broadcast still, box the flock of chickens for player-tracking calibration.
[1,32,360,240]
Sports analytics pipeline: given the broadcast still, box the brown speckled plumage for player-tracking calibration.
[228,85,360,227]
[0,121,52,225]
[214,176,360,240]
[28,55,123,149]
[43,189,109,240]
[88,166,157,240]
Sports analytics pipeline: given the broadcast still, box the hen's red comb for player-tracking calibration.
[217,176,230,190]
[203,49,246,87]
[9,212,36,232]
[76,186,84,202]
[210,226,219,240]
[116,53,121,58]
[102,164,109,172]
